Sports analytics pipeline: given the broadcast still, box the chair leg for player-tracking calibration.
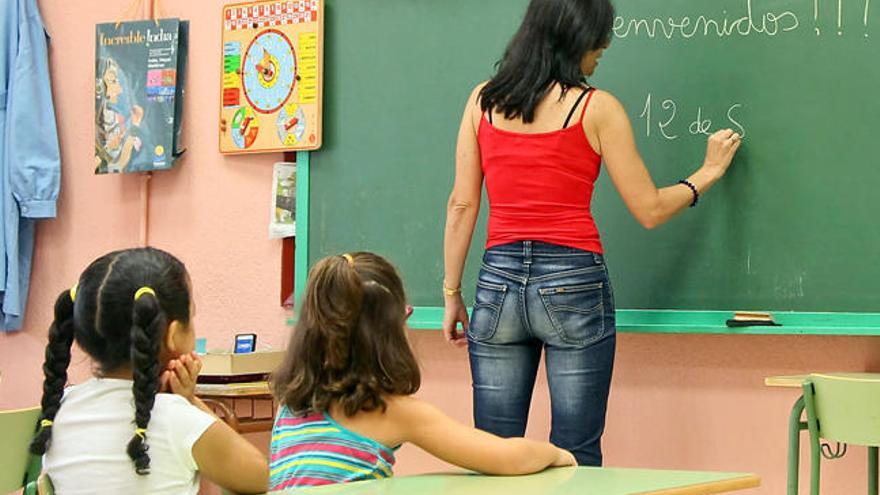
[789,395,806,495]
[810,444,821,495]
[802,383,821,495]
[869,446,878,495]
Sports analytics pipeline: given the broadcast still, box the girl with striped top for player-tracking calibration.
[269,252,576,490]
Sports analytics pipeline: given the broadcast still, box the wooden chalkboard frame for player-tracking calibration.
[293,150,880,336]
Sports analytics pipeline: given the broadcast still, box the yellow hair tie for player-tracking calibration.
[134,287,156,301]
[69,284,78,303]
[40,419,53,429]
[134,428,147,440]
[341,254,354,267]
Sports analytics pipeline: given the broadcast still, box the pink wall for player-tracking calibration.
[1,1,878,494]
[0,0,287,405]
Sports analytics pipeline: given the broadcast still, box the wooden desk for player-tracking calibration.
[272,467,759,495]
[195,382,275,434]
[764,375,808,388]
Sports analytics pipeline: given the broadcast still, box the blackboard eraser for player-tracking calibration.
[726,311,781,327]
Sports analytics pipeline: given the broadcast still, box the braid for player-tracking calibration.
[30,291,76,455]
[29,248,192,476]
[126,293,164,475]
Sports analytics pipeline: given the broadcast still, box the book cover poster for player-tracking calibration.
[95,19,188,174]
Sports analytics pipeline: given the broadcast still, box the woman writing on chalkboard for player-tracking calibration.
[442,0,741,466]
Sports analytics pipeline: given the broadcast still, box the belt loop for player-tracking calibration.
[524,241,532,265]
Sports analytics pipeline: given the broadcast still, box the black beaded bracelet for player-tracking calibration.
[678,179,699,207]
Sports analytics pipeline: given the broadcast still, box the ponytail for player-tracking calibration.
[30,289,76,455]
[126,288,164,475]
[335,279,409,415]
[306,255,364,371]
[274,252,420,417]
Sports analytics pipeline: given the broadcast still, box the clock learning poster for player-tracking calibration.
[219,0,323,153]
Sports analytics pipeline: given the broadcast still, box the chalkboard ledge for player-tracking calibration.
[407,308,880,336]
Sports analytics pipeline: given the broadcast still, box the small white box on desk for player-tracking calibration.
[200,350,285,379]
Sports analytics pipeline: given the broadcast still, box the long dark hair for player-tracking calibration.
[30,247,192,476]
[480,0,615,123]
[272,252,420,417]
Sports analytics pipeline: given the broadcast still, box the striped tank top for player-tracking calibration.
[269,405,397,490]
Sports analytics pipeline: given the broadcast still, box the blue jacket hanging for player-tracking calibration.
[0,0,61,331]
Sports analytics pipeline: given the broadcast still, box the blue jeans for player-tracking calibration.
[467,241,616,466]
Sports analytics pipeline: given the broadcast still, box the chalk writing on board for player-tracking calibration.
[638,93,746,140]
[614,0,799,39]
[813,0,873,35]
[614,0,873,39]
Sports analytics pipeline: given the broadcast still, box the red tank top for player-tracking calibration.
[478,88,603,253]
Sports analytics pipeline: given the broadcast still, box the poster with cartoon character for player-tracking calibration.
[95,19,189,174]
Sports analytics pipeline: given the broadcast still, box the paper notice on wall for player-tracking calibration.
[270,162,296,239]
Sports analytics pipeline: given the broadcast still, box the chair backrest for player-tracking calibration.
[805,373,880,446]
[0,406,40,492]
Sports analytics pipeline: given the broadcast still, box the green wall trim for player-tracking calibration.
[294,151,310,306]
[407,307,880,336]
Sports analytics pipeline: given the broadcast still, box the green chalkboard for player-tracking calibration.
[304,0,880,331]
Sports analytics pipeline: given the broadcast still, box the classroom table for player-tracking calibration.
[270,467,760,495]
[195,381,275,434]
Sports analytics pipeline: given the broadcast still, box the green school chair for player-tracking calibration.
[802,373,880,495]
[0,406,42,494]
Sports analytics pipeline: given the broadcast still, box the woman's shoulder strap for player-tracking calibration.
[562,86,592,129]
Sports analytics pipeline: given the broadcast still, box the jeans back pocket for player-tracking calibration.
[468,280,508,342]
[538,282,605,346]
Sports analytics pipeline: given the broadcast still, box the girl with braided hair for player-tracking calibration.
[30,247,268,494]
[269,252,575,490]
